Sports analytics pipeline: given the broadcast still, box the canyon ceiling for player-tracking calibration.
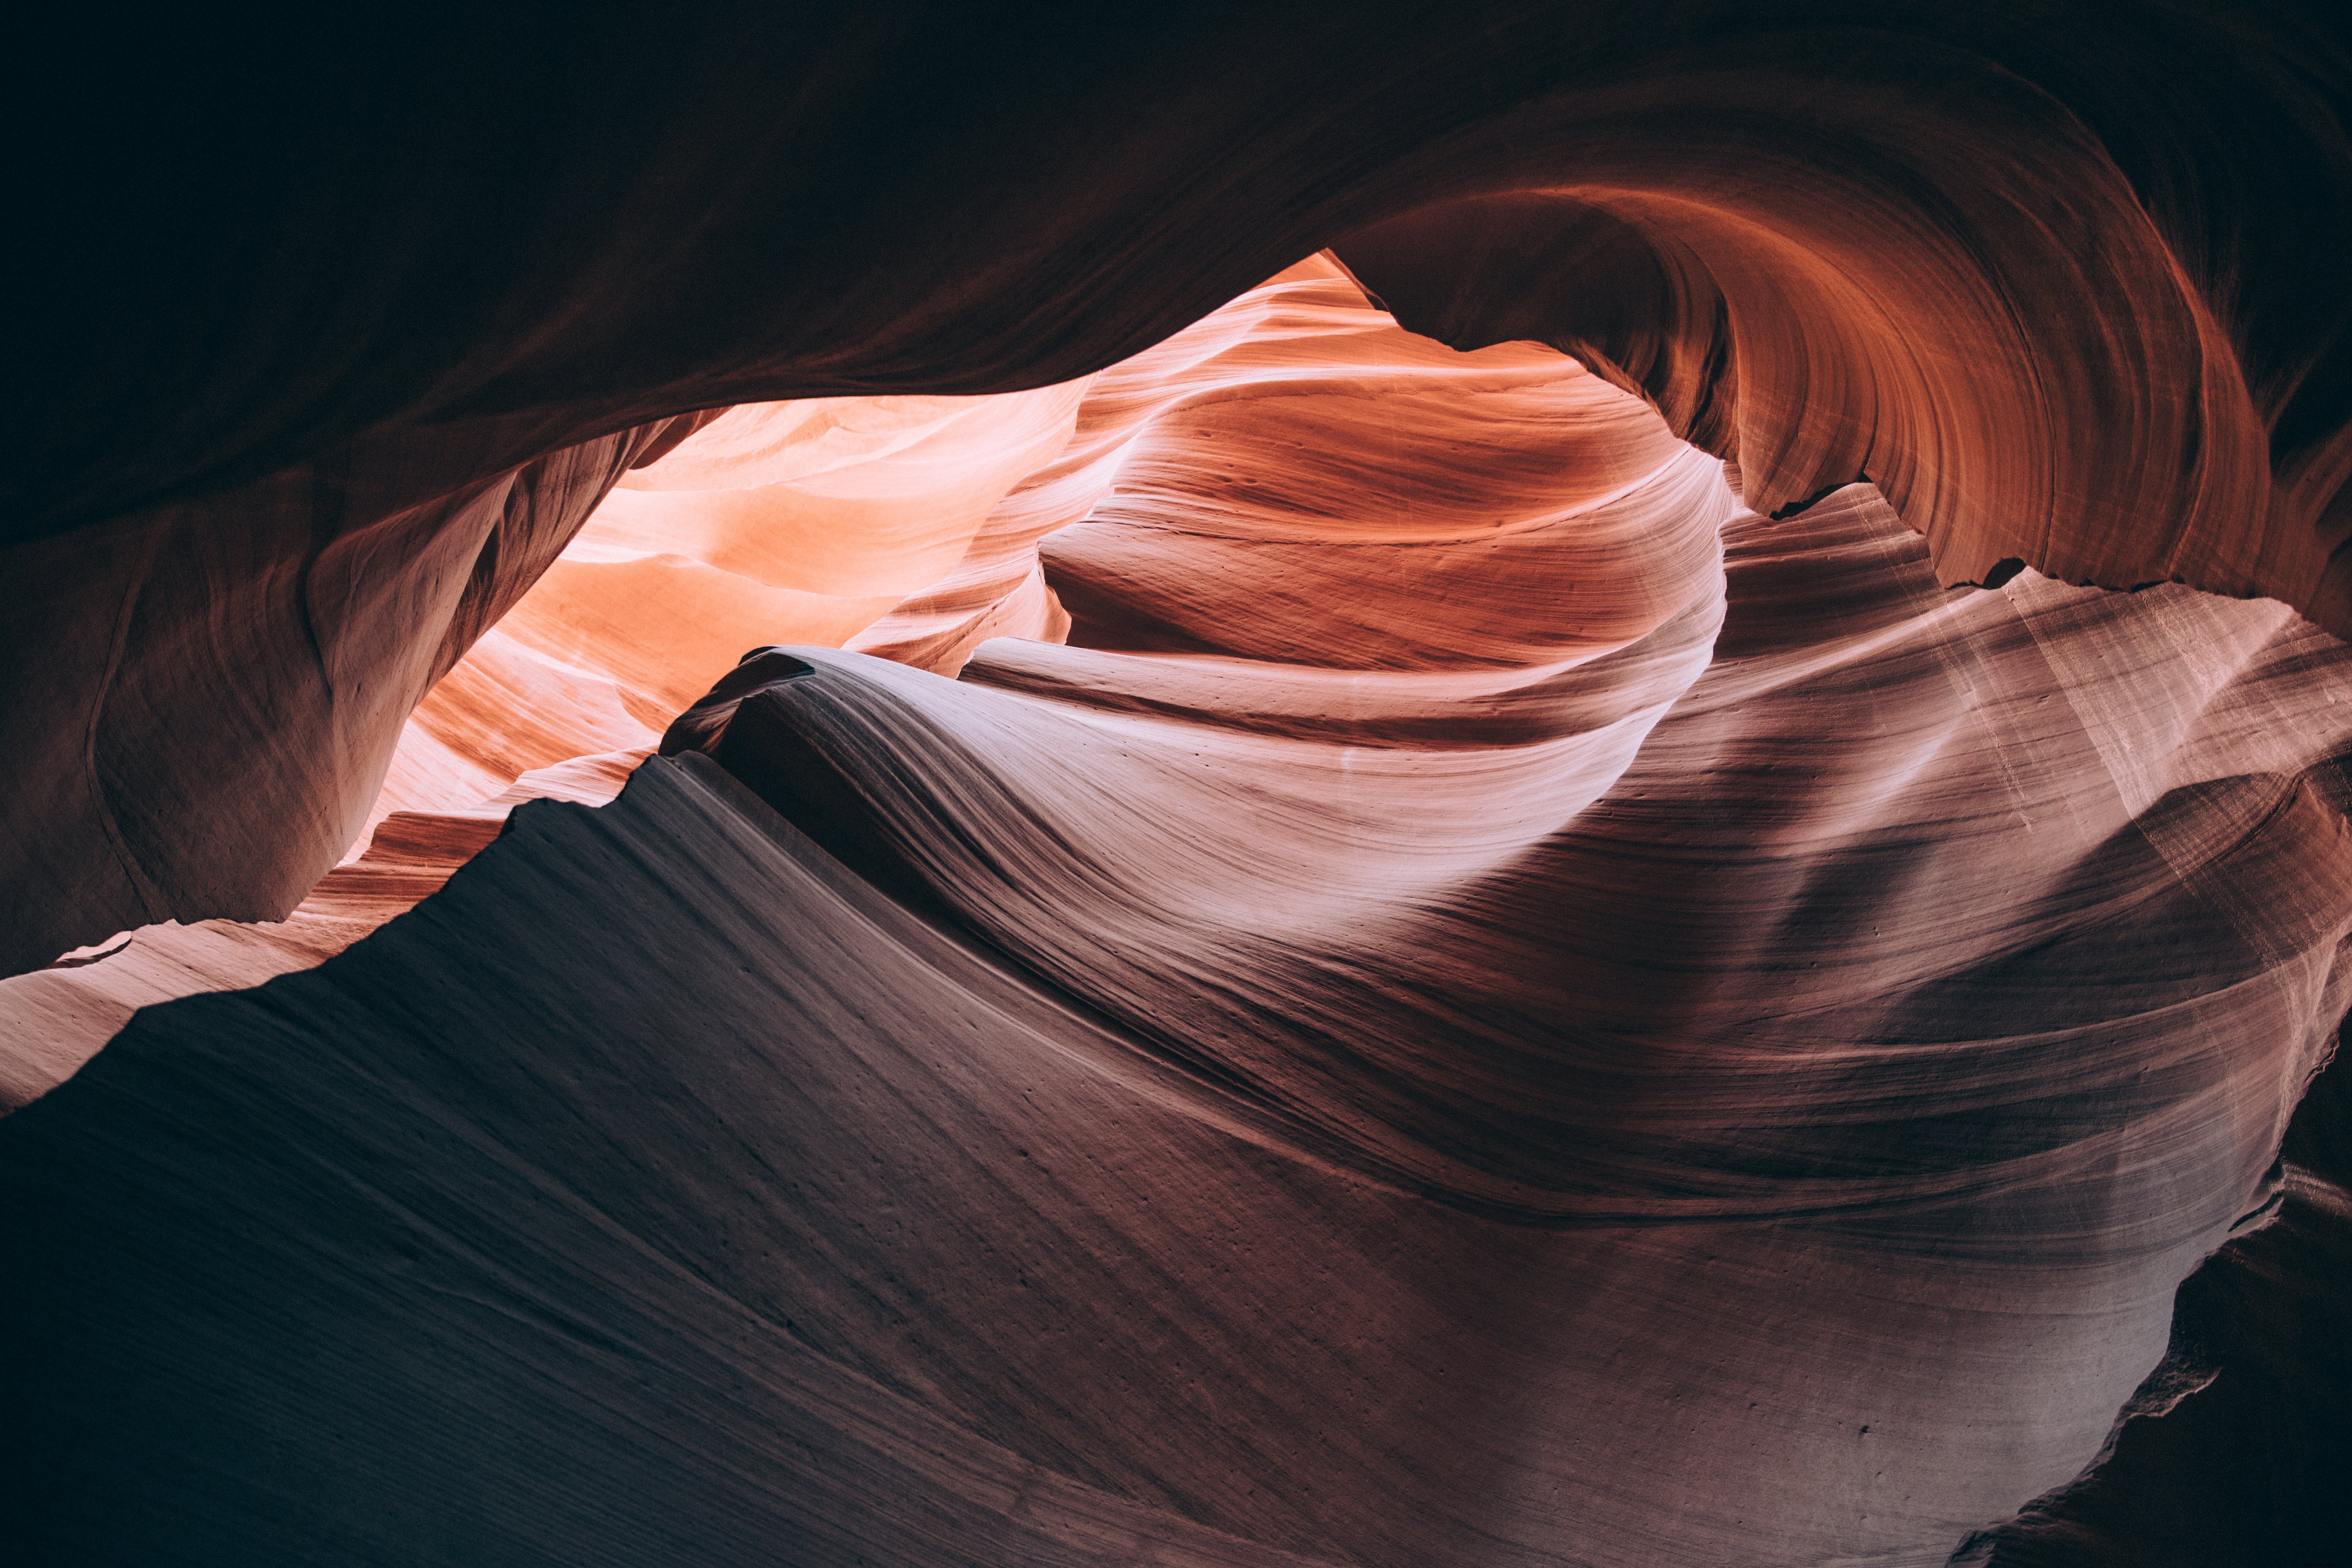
[4,4,2351,1565]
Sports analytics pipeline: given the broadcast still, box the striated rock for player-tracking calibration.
[11,478,2350,1561]
[0,747,647,1114]
[11,256,2352,1560]
[0,415,707,979]
[10,5,2352,973]
[541,383,1089,707]
[1950,1025,2352,1565]
[7,6,2352,1563]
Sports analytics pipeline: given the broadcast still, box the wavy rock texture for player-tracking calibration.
[8,5,2352,1565]
[0,750,639,1114]
[10,254,2352,1563]
[9,3,2352,975]
[1,369,1106,1098]
[0,413,707,979]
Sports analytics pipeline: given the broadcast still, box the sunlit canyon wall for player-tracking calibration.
[4,6,2350,1566]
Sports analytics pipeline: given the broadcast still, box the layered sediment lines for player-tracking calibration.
[8,255,2352,1564]
[2,359,1106,1089]
[9,5,2350,973]
[0,413,706,979]
[9,8,2352,1563]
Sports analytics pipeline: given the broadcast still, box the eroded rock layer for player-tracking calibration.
[10,255,2352,1562]
[9,3,2352,974]
[8,5,2352,1564]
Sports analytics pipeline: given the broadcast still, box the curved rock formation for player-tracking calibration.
[11,3,2351,976]
[7,5,2352,1565]
[0,380,1101,1101]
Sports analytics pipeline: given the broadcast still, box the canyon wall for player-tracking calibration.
[6,5,2351,1564]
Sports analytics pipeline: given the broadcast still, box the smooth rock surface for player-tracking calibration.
[9,8,2352,1561]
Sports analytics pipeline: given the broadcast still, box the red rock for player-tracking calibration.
[6,7,2352,1564]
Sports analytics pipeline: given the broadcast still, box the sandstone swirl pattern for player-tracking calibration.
[6,6,2352,1565]
[9,256,2352,1564]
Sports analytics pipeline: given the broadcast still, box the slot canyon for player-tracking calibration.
[5,5,2351,1564]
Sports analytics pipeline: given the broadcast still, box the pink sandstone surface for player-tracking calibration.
[5,6,2350,1565]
